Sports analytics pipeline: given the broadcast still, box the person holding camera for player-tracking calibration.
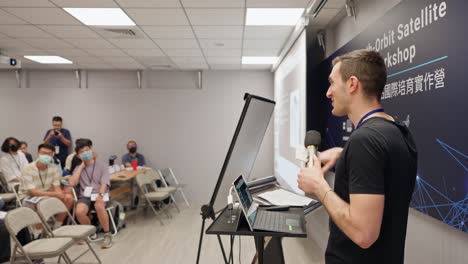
[43,116,72,169]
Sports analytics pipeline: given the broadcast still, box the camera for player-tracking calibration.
[54,130,59,136]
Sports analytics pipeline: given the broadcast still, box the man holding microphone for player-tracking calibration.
[298,50,417,264]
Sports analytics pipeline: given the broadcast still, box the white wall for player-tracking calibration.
[320,0,468,263]
[0,70,274,207]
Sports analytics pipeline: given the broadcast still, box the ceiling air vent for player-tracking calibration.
[92,26,145,39]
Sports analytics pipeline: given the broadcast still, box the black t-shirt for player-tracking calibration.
[325,117,418,264]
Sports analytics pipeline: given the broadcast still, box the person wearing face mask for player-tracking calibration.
[121,140,146,168]
[20,143,74,224]
[0,137,29,186]
[69,140,112,249]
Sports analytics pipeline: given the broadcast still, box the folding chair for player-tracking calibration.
[70,188,118,242]
[5,207,74,264]
[37,197,101,263]
[135,173,172,226]
[145,169,180,212]
[158,168,190,207]
[0,172,24,208]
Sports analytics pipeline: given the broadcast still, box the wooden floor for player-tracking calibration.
[33,206,325,264]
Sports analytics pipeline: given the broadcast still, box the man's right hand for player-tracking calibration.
[319,147,343,173]
[54,192,65,200]
[47,130,55,139]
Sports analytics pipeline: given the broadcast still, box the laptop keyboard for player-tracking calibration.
[254,210,290,232]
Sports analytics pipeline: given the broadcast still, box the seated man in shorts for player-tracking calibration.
[69,140,112,249]
[21,143,74,228]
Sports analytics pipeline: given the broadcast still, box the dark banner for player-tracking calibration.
[309,0,467,233]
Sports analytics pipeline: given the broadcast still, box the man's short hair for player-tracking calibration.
[1,137,20,153]
[52,116,63,122]
[19,141,28,147]
[38,143,55,153]
[75,138,93,153]
[332,49,387,101]
[127,140,137,146]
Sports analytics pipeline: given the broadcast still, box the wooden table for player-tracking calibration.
[110,169,145,208]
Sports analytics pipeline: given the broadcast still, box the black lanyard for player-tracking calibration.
[9,154,21,171]
[356,108,384,128]
[38,168,48,189]
[83,162,96,185]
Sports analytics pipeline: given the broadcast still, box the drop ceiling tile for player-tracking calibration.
[0,1,54,7]
[124,48,165,57]
[0,38,32,49]
[199,39,241,49]
[210,64,241,70]
[21,38,75,49]
[66,56,103,63]
[186,9,244,25]
[4,48,47,56]
[50,0,118,7]
[244,26,293,39]
[143,26,194,39]
[66,38,115,49]
[44,48,91,57]
[0,9,27,24]
[116,0,181,8]
[126,9,189,25]
[85,48,127,56]
[0,25,53,38]
[243,39,284,50]
[177,63,209,70]
[108,39,158,49]
[241,64,273,70]
[203,49,241,57]
[113,62,145,70]
[101,56,138,64]
[193,26,243,39]
[39,25,101,38]
[246,0,310,8]
[170,56,206,64]
[163,49,203,57]
[181,0,244,8]
[206,57,240,64]
[243,48,281,57]
[155,39,199,49]
[4,8,81,25]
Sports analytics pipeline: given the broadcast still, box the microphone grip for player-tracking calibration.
[307,145,317,168]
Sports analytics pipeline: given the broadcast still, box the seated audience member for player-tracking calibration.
[122,140,146,168]
[69,141,112,249]
[43,116,72,169]
[21,143,74,227]
[19,141,34,163]
[64,138,93,176]
[0,137,29,185]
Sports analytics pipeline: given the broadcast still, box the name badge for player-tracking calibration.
[55,145,60,155]
[84,186,93,197]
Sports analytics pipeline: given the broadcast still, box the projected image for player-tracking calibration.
[274,31,307,195]
[290,90,301,148]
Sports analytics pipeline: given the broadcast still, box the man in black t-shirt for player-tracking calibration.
[298,50,417,264]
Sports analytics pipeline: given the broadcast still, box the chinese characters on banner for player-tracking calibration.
[382,67,445,100]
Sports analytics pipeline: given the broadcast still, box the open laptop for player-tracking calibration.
[232,175,305,234]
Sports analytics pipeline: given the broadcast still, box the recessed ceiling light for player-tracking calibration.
[242,56,278,65]
[24,56,73,64]
[246,8,304,26]
[63,8,136,26]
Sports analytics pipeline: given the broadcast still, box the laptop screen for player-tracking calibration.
[234,176,257,226]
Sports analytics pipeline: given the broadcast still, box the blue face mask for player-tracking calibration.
[80,150,93,161]
[38,154,53,165]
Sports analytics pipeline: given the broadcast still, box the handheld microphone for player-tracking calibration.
[304,130,321,168]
